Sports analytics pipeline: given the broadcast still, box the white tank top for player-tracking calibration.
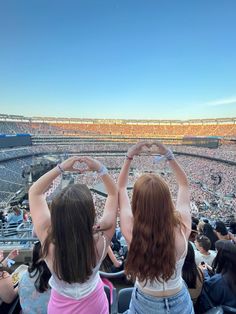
[136,230,187,293]
[49,235,106,300]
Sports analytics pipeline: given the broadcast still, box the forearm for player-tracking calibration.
[101,173,117,196]
[1,258,7,267]
[168,157,188,187]
[29,166,60,196]
[117,159,132,189]
[107,246,120,267]
[98,172,118,235]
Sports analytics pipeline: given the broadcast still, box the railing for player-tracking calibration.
[0,221,36,247]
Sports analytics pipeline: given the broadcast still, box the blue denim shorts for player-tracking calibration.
[125,285,194,314]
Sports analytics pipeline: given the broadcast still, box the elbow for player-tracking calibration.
[28,184,35,198]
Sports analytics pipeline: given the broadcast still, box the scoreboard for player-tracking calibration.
[0,134,32,148]
[183,136,220,148]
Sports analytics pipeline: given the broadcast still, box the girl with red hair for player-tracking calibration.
[118,141,193,314]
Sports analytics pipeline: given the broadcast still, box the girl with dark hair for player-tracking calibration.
[202,223,218,250]
[18,241,51,313]
[29,156,118,314]
[199,240,236,312]
[118,141,193,314]
[182,242,204,305]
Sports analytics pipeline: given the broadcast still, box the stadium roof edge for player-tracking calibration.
[0,114,236,124]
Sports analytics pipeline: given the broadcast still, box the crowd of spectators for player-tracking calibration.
[0,121,61,135]
[48,121,236,137]
[70,154,236,224]
[1,142,235,163]
[0,145,236,223]
[1,119,236,137]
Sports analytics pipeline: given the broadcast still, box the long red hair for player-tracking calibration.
[125,174,181,283]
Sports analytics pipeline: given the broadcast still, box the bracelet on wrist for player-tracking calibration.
[97,165,108,176]
[57,164,65,174]
[125,155,133,161]
[153,149,174,163]
[164,149,175,161]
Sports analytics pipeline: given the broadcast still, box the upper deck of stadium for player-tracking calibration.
[1,114,236,138]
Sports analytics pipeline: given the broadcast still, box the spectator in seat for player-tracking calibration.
[7,206,23,226]
[100,246,123,273]
[197,220,205,234]
[215,221,236,242]
[229,220,236,235]
[202,223,218,250]
[29,156,118,314]
[194,235,216,266]
[118,141,194,314]
[0,211,7,224]
[199,240,236,312]
[18,241,51,314]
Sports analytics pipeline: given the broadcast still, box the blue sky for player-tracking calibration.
[0,0,236,120]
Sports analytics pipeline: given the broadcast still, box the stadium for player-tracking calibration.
[1,113,236,205]
[2,0,236,311]
[1,114,236,313]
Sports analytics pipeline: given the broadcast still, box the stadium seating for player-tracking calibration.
[104,285,117,314]
[117,287,133,313]
[1,117,236,137]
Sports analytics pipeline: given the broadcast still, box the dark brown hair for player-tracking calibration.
[125,174,181,283]
[29,242,51,293]
[213,240,236,294]
[182,242,203,289]
[42,184,96,284]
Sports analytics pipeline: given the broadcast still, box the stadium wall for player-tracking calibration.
[0,134,31,148]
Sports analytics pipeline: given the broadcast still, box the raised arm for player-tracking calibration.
[29,156,83,243]
[79,157,118,241]
[153,141,191,231]
[118,142,148,245]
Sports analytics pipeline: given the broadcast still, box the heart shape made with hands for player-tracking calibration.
[72,160,89,172]
[140,142,164,154]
